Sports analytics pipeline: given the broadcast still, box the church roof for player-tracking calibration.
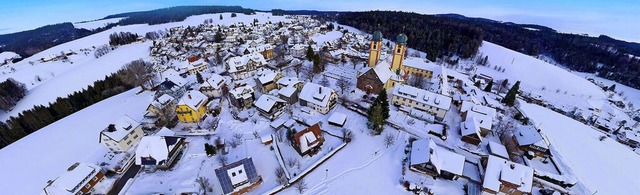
[373,31,383,41]
[397,33,408,44]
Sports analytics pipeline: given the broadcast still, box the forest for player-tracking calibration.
[326,11,640,89]
[0,23,93,57]
[103,5,255,25]
[0,74,133,149]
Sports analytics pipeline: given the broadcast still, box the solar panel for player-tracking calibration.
[215,157,259,194]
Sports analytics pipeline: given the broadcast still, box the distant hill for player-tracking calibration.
[103,5,255,25]
[0,23,93,57]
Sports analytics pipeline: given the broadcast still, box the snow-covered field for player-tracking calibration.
[574,72,640,109]
[74,17,126,30]
[521,102,640,195]
[0,89,153,195]
[0,51,20,61]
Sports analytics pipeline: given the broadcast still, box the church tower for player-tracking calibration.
[391,33,408,72]
[368,31,383,67]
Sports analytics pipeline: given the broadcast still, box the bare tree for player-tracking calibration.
[294,179,308,194]
[384,133,395,148]
[292,64,302,77]
[319,76,330,86]
[495,107,517,139]
[275,167,288,185]
[286,157,298,168]
[253,131,260,139]
[217,154,228,166]
[196,176,213,194]
[158,104,176,126]
[301,67,315,82]
[335,76,351,94]
[117,59,154,89]
[341,128,353,143]
[206,117,220,131]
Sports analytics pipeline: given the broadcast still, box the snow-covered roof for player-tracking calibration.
[230,85,254,99]
[328,112,347,125]
[276,77,302,87]
[460,101,496,119]
[101,115,140,141]
[256,69,279,85]
[465,110,493,131]
[371,61,394,83]
[155,127,175,136]
[202,74,226,90]
[278,86,297,97]
[214,157,260,194]
[254,94,285,112]
[160,69,189,87]
[135,136,184,166]
[227,52,267,73]
[483,156,534,193]
[178,90,208,110]
[393,84,452,110]
[461,117,482,139]
[299,82,336,107]
[294,124,323,154]
[402,57,441,73]
[488,141,509,159]
[410,138,465,175]
[43,163,100,195]
[514,126,549,149]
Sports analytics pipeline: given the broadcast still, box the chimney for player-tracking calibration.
[319,87,322,94]
[107,124,116,132]
[188,94,192,99]
[510,163,516,170]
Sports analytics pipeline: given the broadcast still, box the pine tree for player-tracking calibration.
[376,90,390,120]
[231,13,237,18]
[306,45,314,61]
[502,81,520,107]
[196,72,204,84]
[219,14,223,20]
[368,103,385,135]
[484,80,493,92]
[609,84,616,92]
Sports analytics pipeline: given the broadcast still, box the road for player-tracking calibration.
[108,164,141,195]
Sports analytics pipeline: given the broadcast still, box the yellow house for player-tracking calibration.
[176,90,209,123]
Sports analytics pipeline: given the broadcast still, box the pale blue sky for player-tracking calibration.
[0,0,638,42]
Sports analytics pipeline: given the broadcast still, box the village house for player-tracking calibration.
[143,94,176,129]
[617,130,640,148]
[156,69,191,99]
[328,112,347,127]
[460,101,497,136]
[214,157,262,195]
[135,136,186,170]
[226,52,268,80]
[292,123,325,156]
[229,85,255,110]
[290,44,307,58]
[99,115,144,152]
[512,126,550,157]
[299,82,339,114]
[254,95,287,120]
[276,77,304,90]
[199,74,227,98]
[42,163,105,195]
[255,69,283,93]
[409,138,466,180]
[481,155,534,195]
[176,90,209,123]
[278,85,299,105]
[242,44,274,60]
[488,141,511,160]
[178,57,208,75]
[460,117,483,146]
[391,84,452,121]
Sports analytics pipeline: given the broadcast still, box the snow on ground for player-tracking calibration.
[0,51,20,61]
[475,41,606,109]
[74,17,126,30]
[278,106,410,195]
[0,89,153,195]
[574,72,640,109]
[311,30,343,46]
[0,42,150,121]
[520,102,640,195]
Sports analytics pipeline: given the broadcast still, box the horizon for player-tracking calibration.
[0,0,638,43]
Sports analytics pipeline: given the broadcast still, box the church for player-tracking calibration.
[356,31,408,94]
[357,31,440,94]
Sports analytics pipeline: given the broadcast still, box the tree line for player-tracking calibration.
[0,79,27,112]
[109,32,140,46]
[0,74,133,149]
[103,6,255,25]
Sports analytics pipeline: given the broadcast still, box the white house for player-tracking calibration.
[42,163,104,195]
[391,84,452,121]
[299,82,339,114]
[409,138,465,180]
[226,52,268,80]
[135,136,186,170]
[99,115,144,152]
[482,156,534,194]
[200,74,227,98]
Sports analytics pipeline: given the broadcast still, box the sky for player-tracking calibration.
[0,0,638,42]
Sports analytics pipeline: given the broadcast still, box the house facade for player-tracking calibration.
[299,82,338,114]
[99,115,144,152]
[409,138,465,180]
[229,85,255,110]
[512,126,550,157]
[255,69,283,93]
[254,95,286,120]
[43,163,105,195]
[135,136,186,170]
[226,52,267,80]
[391,84,452,121]
[176,90,209,123]
[200,74,227,98]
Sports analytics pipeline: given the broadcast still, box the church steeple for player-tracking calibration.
[391,33,407,72]
[368,30,383,67]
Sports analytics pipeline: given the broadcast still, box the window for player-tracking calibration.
[397,48,401,53]
[507,188,516,193]
[92,177,98,181]
[372,45,376,50]
[85,183,91,189]
[239,169,243,174]
[232,172,236,177]
[127,140,132,145]
[133,134,139,139]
